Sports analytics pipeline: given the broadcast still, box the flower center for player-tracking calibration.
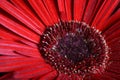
[57,32,91,65]
[39,21,109,76]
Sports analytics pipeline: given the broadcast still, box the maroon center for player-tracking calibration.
[39,21,109,76]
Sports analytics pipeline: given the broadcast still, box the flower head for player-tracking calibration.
[0,0,120,80]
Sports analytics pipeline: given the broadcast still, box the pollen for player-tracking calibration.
[39,21,109,77]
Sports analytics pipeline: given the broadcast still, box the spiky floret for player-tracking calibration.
[39,21,109,77]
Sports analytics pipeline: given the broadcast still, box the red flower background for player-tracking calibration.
[0,0,120,80]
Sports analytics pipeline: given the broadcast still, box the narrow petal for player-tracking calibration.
[14,64,53,78]
[96,0,119,30]
[100,74,116,80]
[92,0,119,29]
[57,0,72,21]
[106,61,120,74]
[0,73,20,80]
[0,40,41,58]
[107,37,120,61]
[102,9,120,32]
[83,74,101,80]
[0,28,38,48]
[103,21,120,39]
[109,51,120,61]
[0,28,21,41]
[0,14,40,43]
[102,70,120,80]
[56,73,69,80]
[83,0,102,25]
[73,0,87,21]
[0,56,43,72]
[0,47,41,58]
[40,70,58,80]
[105,28,120,42]
[58,0,67,21]
[107,37,120,46]
[108,39,120,53]
[11,0,45,32]
[64,0,72,21]
[103,21,120,42]
[28,0,54,26]
[71,74,82,80]
[0,0,44,35]
[42,0,60,23]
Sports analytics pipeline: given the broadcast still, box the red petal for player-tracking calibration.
[71,74,82,80]
[108,38,120,61]
[58,0,72,21]
[58,0,67,21]
[0,14,40,43]
[14,64,53,78]
[0,73,17,80]
[11,0,45,33]
[103,21,120,40]
[73,0,86,21]
[64,0,72,21]
[83,0,100,25]
[108,38,120,51]
[0,40,41,58]
[102,71,120,80]
[0,0,44,35]
[106,28,120,42]
[92,0,119,30]
[0,29,38,48]
[101,9,120,31]
[106,61,120,74]
[100,74,116,80]
[40,70,58,80]
[0,56,43,72]
[28,0,54,26]
[42,0,60,23]
[57,73,69,80]
[84,74,100,80]
[109,51,120,61]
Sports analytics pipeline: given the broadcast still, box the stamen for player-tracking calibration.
[39,21,109,77]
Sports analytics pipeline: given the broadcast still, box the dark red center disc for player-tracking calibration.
[39,21,109,76]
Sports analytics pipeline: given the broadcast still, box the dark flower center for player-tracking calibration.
[39,21,109,76]
[57,33,89,63]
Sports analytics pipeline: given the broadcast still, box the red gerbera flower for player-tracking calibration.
[0,0,120,80]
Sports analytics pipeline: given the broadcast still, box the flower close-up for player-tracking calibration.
[0,0,120,80]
